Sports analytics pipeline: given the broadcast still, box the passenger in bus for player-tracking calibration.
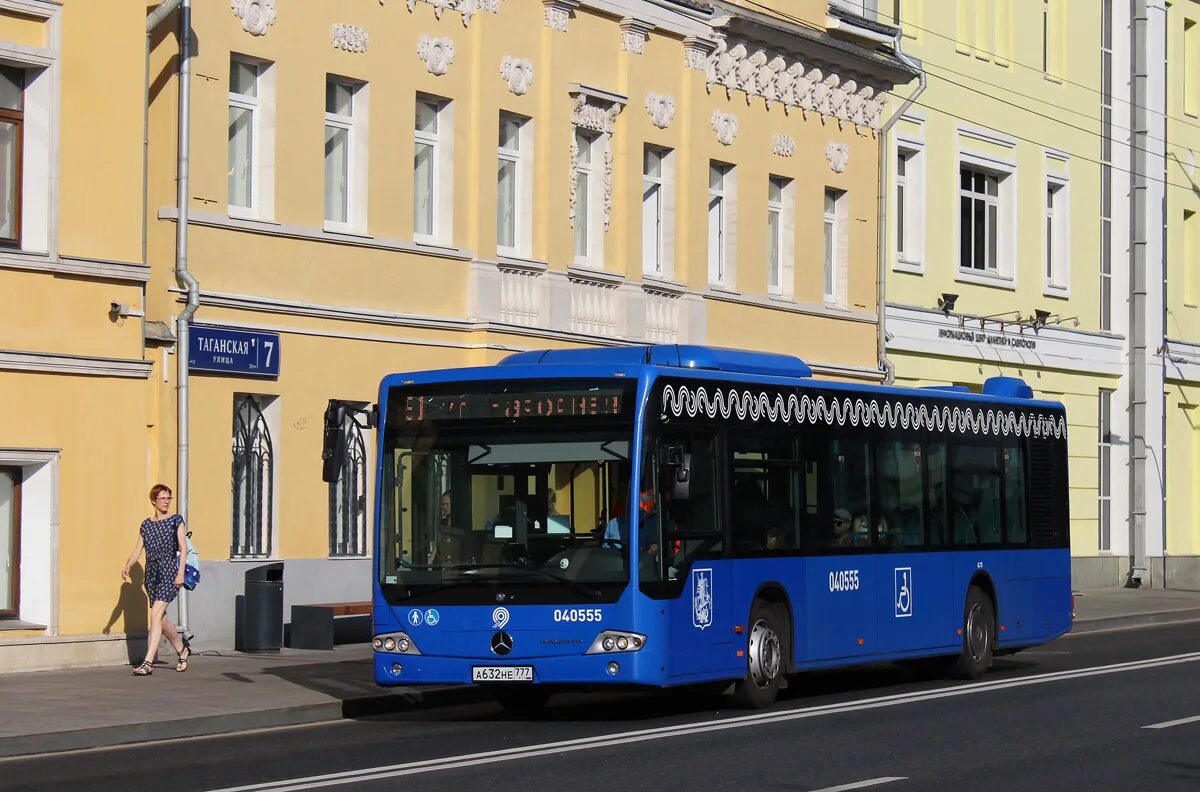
[832,509,855,547]
[430,489,465,565]
[764,526,784,551]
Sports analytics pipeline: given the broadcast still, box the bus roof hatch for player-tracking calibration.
[981,376,1034,399]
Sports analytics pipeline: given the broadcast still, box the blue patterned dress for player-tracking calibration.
[141,513,184,604]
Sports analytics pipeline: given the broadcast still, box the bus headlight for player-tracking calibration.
[586,630,647,654]
[373,632,421,655]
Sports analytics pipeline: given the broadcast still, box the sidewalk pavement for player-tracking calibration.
[2,586,1198,759]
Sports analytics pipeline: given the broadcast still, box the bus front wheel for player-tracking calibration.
[953,586,995,680]
[733,600,785,709]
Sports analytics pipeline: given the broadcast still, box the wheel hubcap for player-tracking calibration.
[966,603,988,662]
[748,619,781,688]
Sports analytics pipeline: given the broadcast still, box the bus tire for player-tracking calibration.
[492,686,551,713]
[733,600,785,709]
[953,586,994,680]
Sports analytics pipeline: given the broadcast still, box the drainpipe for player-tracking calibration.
[876,29,925,385]
[148,0,198,631]
[1129,0,1148,586]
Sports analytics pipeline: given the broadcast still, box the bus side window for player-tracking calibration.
[950,444,1002,546]
[1003,445,1027,545]
[927,443,949,547]
[729,433,798,554]
[875,440,924,548]
[831,431,874,547]
[656,431,720,580]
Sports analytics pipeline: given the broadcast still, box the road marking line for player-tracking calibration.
[1142,714,1200,730]
[205,651,1200,792]
[810,778,907,792]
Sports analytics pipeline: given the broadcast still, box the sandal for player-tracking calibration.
[175,644,190,673]
[132,660,153,676]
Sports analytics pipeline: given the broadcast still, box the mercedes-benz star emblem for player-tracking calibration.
[490,631,513,656]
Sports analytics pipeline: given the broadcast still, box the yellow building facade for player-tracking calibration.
[0,0,914,666]
[883,0,1200,588]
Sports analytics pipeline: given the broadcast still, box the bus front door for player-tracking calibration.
[664,554,733,681]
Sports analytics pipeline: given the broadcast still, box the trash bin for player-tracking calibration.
[241,562,284,653]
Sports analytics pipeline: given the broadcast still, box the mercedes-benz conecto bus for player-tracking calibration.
[348,345,1071,710]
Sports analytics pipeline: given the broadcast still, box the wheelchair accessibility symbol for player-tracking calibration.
[894,567,913,618]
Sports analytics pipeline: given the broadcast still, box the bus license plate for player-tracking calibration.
[472,666,534,682]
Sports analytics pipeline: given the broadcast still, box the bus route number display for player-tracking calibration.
[402,391,623,421]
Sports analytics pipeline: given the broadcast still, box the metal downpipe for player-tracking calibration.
[876,32,925,385]
[1129,0,1148,585]
[174,0,198,631]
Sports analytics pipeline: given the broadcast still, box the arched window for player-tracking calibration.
[232,394,274,557]
[329,409,367,556]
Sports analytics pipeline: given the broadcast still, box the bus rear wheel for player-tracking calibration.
[953,586,995,680]
[733,600,786,709]
[492,686,551,713]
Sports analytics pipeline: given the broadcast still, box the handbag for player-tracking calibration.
[183,533,201,591]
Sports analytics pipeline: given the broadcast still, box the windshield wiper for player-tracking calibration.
[450,563,604,600]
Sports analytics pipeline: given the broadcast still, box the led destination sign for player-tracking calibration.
[402,390,623,422]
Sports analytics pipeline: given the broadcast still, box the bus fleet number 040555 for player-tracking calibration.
[553,608,603,623]
[829,570,860,592]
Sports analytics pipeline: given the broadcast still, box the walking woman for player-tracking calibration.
[121,484,190,675]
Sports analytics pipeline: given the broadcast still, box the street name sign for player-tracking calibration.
[189,325,280,377]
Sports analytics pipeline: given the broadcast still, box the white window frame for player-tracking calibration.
[497,112,532,257]
[324,76,368,233]
[894,141,925,271]
[1098,388,1113,553]
[0,40,58,256]
[824,187,846,304]
[414,94,454,246]
[642,145,676,278]
[708,161,737,288]
[767,175,794,297]
[956,152,1016,288]
[1044,174,1070,295]
[573,128,605,268]
[228,55,275,220]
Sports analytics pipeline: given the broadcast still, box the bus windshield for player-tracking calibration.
[378,382,636,602]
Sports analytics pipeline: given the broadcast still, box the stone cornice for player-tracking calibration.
[0,350,153,379]
[0,250,149,283]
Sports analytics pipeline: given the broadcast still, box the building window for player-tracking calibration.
[895,145,924,266]
[415,95,453,244]
[0,467,19,617]
[824,187,845,302]
[573,129,600,265]
[643,146,666,275]
[228,58,258,212]
[1098,389,1113,552]
[708,162,736,286]
[0,66,23,246]
[767,175,794,295]
[1045,180,1069,290]
[1186,210,1198,306]
[1186,18,1198,117]
[496,113,528,254]
[329,408,368,557]
[959,167,1002,273]
[324,78,356,227]
[232,394,275,558]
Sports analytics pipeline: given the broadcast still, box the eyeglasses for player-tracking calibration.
[155,495,173,501]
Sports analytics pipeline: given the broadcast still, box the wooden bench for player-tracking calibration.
[289,601,371,650]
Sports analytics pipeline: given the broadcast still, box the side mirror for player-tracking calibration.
[321,400,348,483]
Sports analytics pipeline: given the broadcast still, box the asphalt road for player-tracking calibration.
[4,622,1199,792]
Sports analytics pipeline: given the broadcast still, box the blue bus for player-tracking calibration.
[363,345,1071,709]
